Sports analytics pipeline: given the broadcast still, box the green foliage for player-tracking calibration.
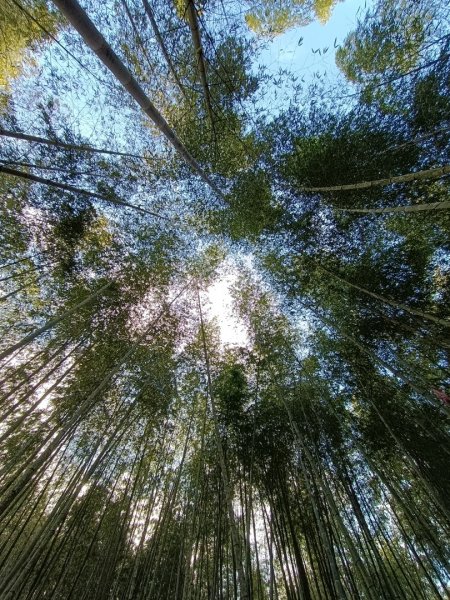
[0,173,29,261]
[0,0,60,91]
[216,361,248,423]
[412,68,450,133]
[0,0,449,598]
[214,169,282,241]
[335,0,448,113]
[336,0,427,83]
[244,0,339,37]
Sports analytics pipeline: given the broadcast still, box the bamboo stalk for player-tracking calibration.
[335,199,450,214]
[0,127,148,159]
[298,165,450,192]
[0,166,162,217]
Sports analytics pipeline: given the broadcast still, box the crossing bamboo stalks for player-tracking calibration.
[0,166,162,217]
[50,0,226,200]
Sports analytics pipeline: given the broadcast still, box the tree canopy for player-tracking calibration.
[0,0,449,598]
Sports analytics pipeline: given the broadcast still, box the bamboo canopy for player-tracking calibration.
[0,0,449,597]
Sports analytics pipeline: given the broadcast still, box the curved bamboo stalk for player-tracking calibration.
[141,0,187,97]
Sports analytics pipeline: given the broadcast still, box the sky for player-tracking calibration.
[253,0,374,115]
[9,0,374,154]
[259,0,372,80]
[206,257,250,348]
[7,0,375,347]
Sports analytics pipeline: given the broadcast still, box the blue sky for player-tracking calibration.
[254,0,374,115]
[259,0,373,81]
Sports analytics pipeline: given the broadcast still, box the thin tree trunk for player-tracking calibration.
[120,0,156,75]
[0,281,112,361]
[335,199,450,214]
[317,264,450,329]
[141,0,187,97]
[0,280,41,302]
[0,127,149,159]
[0,166,161,217]
[298,164,450,192]
[0,338,69,407]
[197,289,248,598]
[184,0,215,126]
[0,158,110,178]
[0,265,45,283]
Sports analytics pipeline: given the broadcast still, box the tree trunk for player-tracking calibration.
[0,166,161,217]
[298,164,450,192]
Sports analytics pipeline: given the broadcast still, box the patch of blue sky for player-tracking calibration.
[252,0,375,117]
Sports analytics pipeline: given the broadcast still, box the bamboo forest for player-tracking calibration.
[0,0,449,597]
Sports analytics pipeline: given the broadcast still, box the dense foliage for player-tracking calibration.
[0,0,449,598]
